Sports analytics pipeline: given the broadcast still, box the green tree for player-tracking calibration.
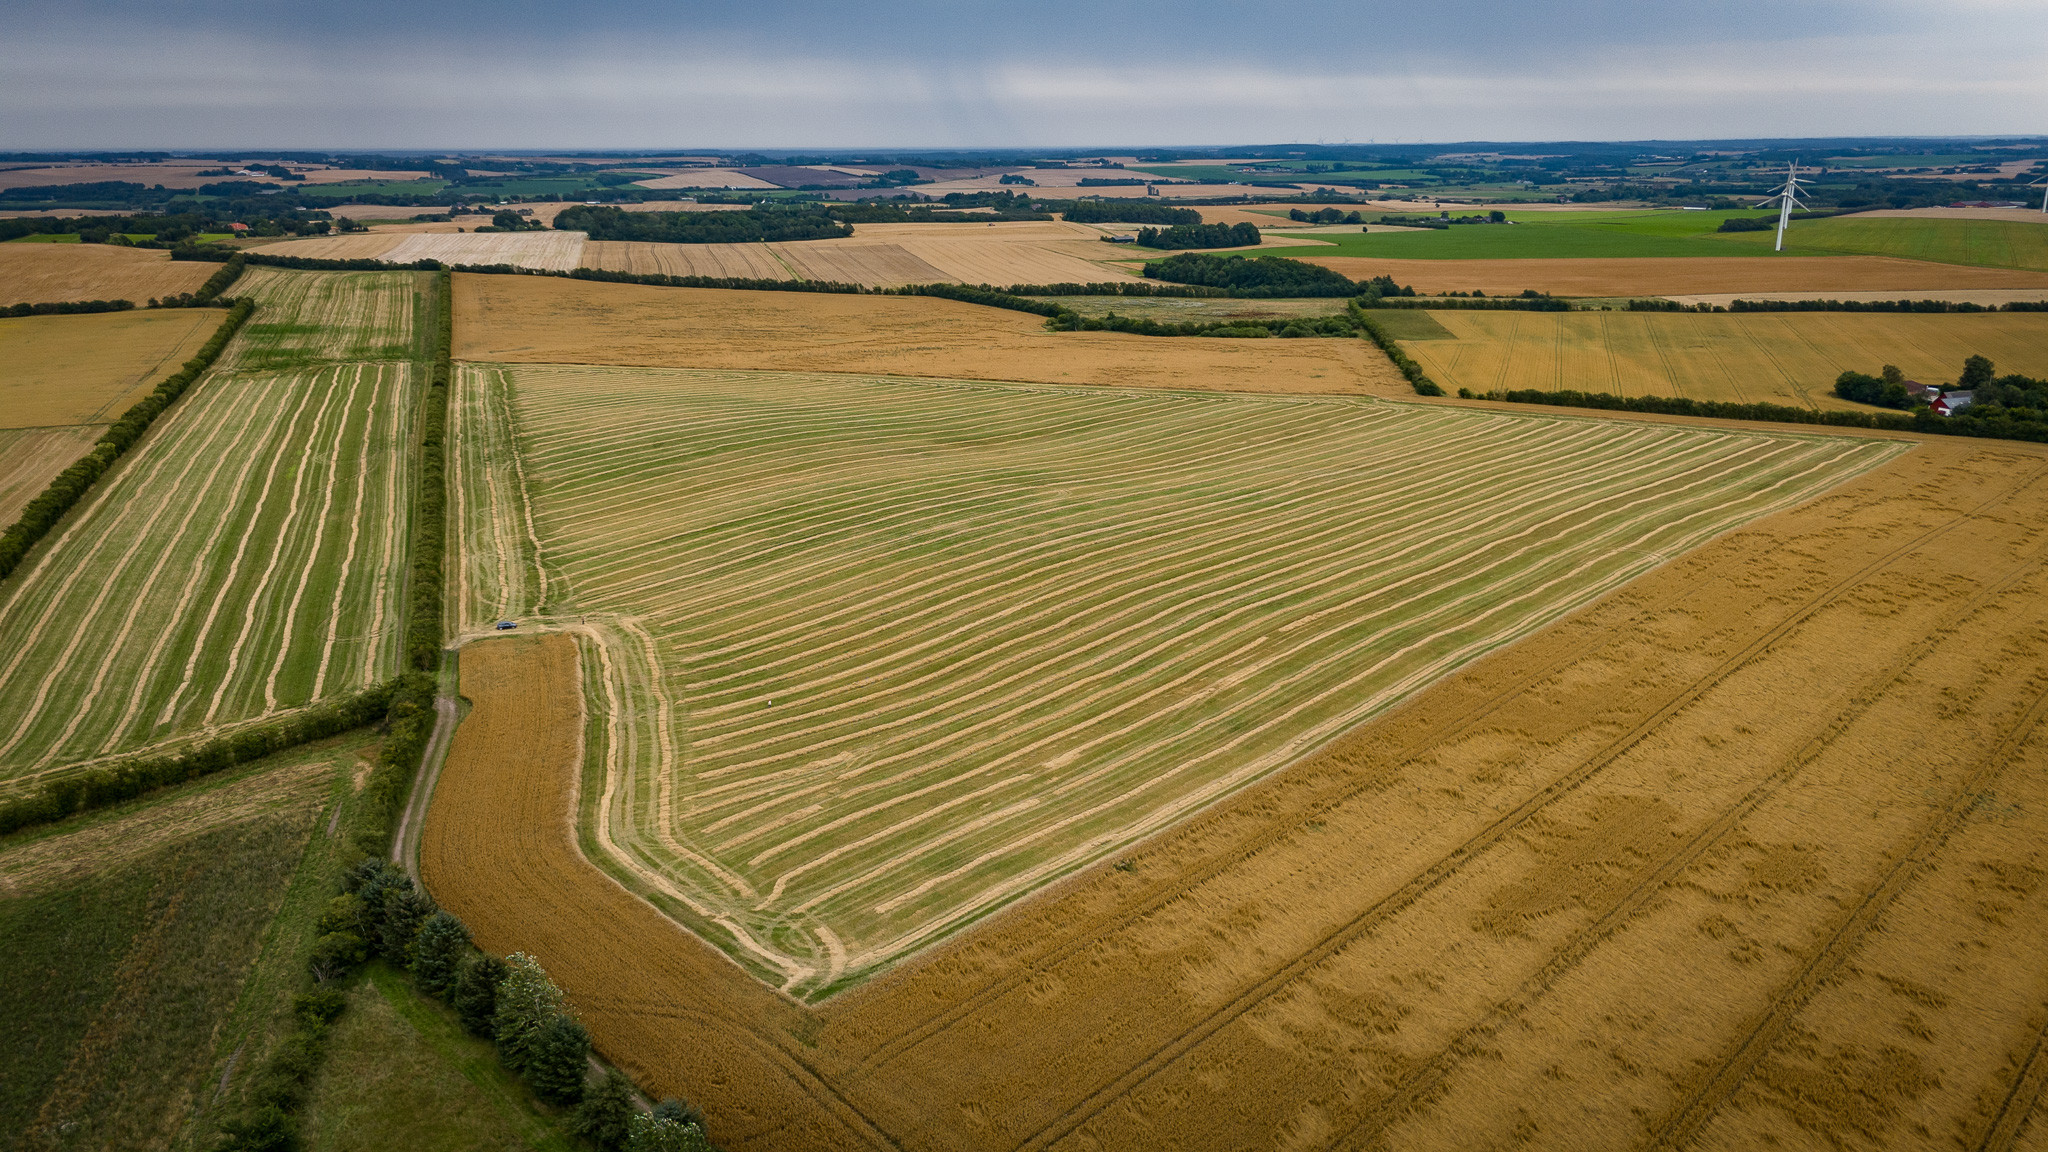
[374,885,437,960]
[626,1114,713,1152]
[492,952,565,1069]
[452,953,510,1036]
[569,1069,641,1152]
[1960,354,1995,390]
[410,911,472,997]
[1881,364,1905,386]
[525,1014,593,1104]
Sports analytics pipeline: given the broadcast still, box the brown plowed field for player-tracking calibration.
[454,274,1410,396]
[0,243,215,303]
[1292,254,2048,297]
[424,432,2048,1151]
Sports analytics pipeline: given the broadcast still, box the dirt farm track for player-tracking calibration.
[423,431,2048,1152]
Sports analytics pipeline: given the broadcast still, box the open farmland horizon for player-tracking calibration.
[443,362,1903,995]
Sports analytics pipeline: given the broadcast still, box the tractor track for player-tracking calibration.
[1002,462,2045,1152]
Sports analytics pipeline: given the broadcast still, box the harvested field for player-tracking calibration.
[1040,296,1347,321]
[380,230,587,271]
[0,308,224,428]
[247,234,404,261]
[1402,309,2048,410]
[454,275,1404,395]
[1292,254,2048,297]
[423,433,2048,1152]
[579,241,792,280]
[0,242,215,303]
[769,242,951,287]
[0,427,102,522]
[447,362,1900,995]
[227,267,425,370]
[632,169,783,190]
[0,354,417,785]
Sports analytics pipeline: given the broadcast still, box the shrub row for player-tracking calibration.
[405,271,454,674]
[0,299,252,582]
[1349,301,1444,396]
[0,681,396,836]
[1477,387,2048,443]
[1370,294,1572,312]
[223,858,715,1152]
[4,298,135,316]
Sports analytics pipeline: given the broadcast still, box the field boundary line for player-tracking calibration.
[1975,1007,2048,1152]
[846,448,1985,1065]
[1003,462,2047,1152]
[1330,533,2048,1148]
[1644,658,2048,1150]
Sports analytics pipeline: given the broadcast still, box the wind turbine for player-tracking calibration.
[2032,175,2048,214]
[1754,160,1808,252]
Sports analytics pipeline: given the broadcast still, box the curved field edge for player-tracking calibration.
[448,363,1909,997]
[419,437,2048,1152]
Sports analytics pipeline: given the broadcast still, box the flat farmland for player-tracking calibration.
[227,267,426,370]
[1289,254,2048,297]
[446,362,1902,996]
[580,240,792,280]
[423,432,2048,1152]
[453,275,1406,396]
[0,242,215,303]
[0,358,418,786]
[0,427,100,521]
[380,230,588,271]
[0,308,223,427]
[1401,309,2048,410]
[1040,295,1347,321]
[1715,214,2048,271]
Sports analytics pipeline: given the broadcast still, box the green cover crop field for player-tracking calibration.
[450,363,1902,996]
[0,271,423,790]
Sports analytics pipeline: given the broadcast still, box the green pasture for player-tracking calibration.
[1711,215,2048,272]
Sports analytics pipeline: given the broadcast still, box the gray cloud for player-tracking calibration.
[1,1,2041,148]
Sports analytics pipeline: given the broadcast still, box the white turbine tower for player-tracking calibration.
[1755,160,1809,252]
[2032,175,2048,214]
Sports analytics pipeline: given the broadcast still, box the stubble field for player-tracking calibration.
[1398,309,2048,410]
[0,242,216,303]
[0,427,102,522]
[0,270,423,788]
[0,308,224,427]
[441,362,1902,995]
[422,432,2048,1152]
[453,275,1406,395]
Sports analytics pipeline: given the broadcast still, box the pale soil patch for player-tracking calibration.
[0,426,100,521]
[0,243,214,303]
[1294,254,2048,296]
[455,275,1404,395]
[420,434,2048,1152]
[379,231,586,272]
[0,308,221,427]
[1406,310,2048,410]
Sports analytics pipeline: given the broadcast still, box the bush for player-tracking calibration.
[306,931,367,982]
[374,885,438,960]
[410,911,473,997]
[492,952,565,1069]
[452,953,510,1036]
[212,1104,295,1152]
[570,1070,641,1151]
[525,1014,593,1105]
[627,1114,713,1152]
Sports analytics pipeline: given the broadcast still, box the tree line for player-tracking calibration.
[1134,222,1262,250]
[1062,202,1201,226]
[1139,252,1363,296]
[552,204,852,244]
[1838,355,2048,423]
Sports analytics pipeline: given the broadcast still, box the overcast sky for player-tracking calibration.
[4,0,2044,150]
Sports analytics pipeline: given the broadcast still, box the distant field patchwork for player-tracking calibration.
[1399,309,2048,409]
[451,363,1904,995]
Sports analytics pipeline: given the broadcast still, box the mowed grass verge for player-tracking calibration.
[1399,309,2048,411]
[0,271,424,787]
[451,363,1905,996]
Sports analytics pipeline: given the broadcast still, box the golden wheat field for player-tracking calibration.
[1402,309,2048,410]
[453,274,1408,395]
[422,431,2048,1152]
[580,240,792,279]
[0,243,216,303]
[0,308,224,427]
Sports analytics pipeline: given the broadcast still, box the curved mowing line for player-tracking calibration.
[263,364,367,711]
